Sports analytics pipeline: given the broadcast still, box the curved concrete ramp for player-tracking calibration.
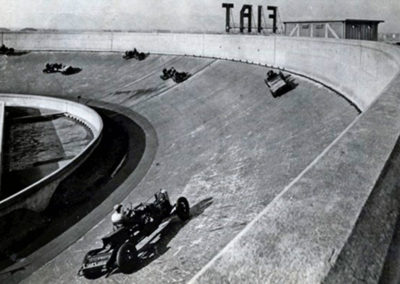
[0,52,357,283]
[0,94,103,216]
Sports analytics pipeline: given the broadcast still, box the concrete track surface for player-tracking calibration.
[0,52,357,283]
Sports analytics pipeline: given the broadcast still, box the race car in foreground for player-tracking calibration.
[264,70,297,97]
[77,190,190,279]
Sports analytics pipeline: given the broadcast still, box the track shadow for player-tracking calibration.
[0,45,29,57]
[123,52,149,61]
[115,197,213,276]
[42,66,82,75]
[6,51,30,57]
[0,107,145,271]
[137,53,150,61]
[62,67,82,75]
[281,79,298,97]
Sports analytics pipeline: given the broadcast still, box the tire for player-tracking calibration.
[116,242,138,273]
[80,248,105,279]
[81,268,103,280]
[176,197,190,221]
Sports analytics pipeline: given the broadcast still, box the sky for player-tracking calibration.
[0,0,399,33]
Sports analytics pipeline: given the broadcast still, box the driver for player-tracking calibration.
[111,204,129,229]
[168,67,176,77]
[162,68,169,77]
[267,70,274,78]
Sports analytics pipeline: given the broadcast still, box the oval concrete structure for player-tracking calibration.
[0,31,400,283]
[0,51,356,283]
[0,94,103,216]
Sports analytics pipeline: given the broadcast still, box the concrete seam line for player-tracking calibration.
[361,70,400,115]
[100,55,181,98]
[188,109,366,283]
[134,59,218,108]
[280,67,361,113]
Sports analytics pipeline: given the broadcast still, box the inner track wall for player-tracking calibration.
[0,94,103,216]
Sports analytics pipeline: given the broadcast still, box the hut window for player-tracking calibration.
[302,24,309,29]
[316,24,324,29]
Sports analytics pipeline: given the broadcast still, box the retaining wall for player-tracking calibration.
[0,94,103,217]
[0,102,4,195]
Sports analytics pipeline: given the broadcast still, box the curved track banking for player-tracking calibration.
[0,52,358,283]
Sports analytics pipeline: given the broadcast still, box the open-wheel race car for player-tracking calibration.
[77,190,190,279]
[160,67,191,83]
[264,70,297,97]
[0,44,15,56]
[42,63,81,75]
[123,48,149,61]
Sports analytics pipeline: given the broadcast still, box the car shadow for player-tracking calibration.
[264,71,299,98]
[6,51,30,57]
[123,52,149,61]
[62,67,82,75]
[115,197,213,276]
[281,78,298,97]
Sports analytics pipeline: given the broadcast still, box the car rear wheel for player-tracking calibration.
[176,197,190,221]
[116,242,138,273]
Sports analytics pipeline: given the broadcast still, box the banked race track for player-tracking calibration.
[0,31,400,283]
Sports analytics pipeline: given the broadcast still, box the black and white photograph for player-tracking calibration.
[0,0,400,283]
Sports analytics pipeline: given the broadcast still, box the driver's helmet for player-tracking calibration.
[159,189,169,201]
[114,203,123,212]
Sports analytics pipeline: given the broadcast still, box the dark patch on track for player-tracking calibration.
[0,107,146,271]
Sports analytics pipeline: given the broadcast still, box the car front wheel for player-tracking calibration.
[116,242,138,273]
[176,197,190,221]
